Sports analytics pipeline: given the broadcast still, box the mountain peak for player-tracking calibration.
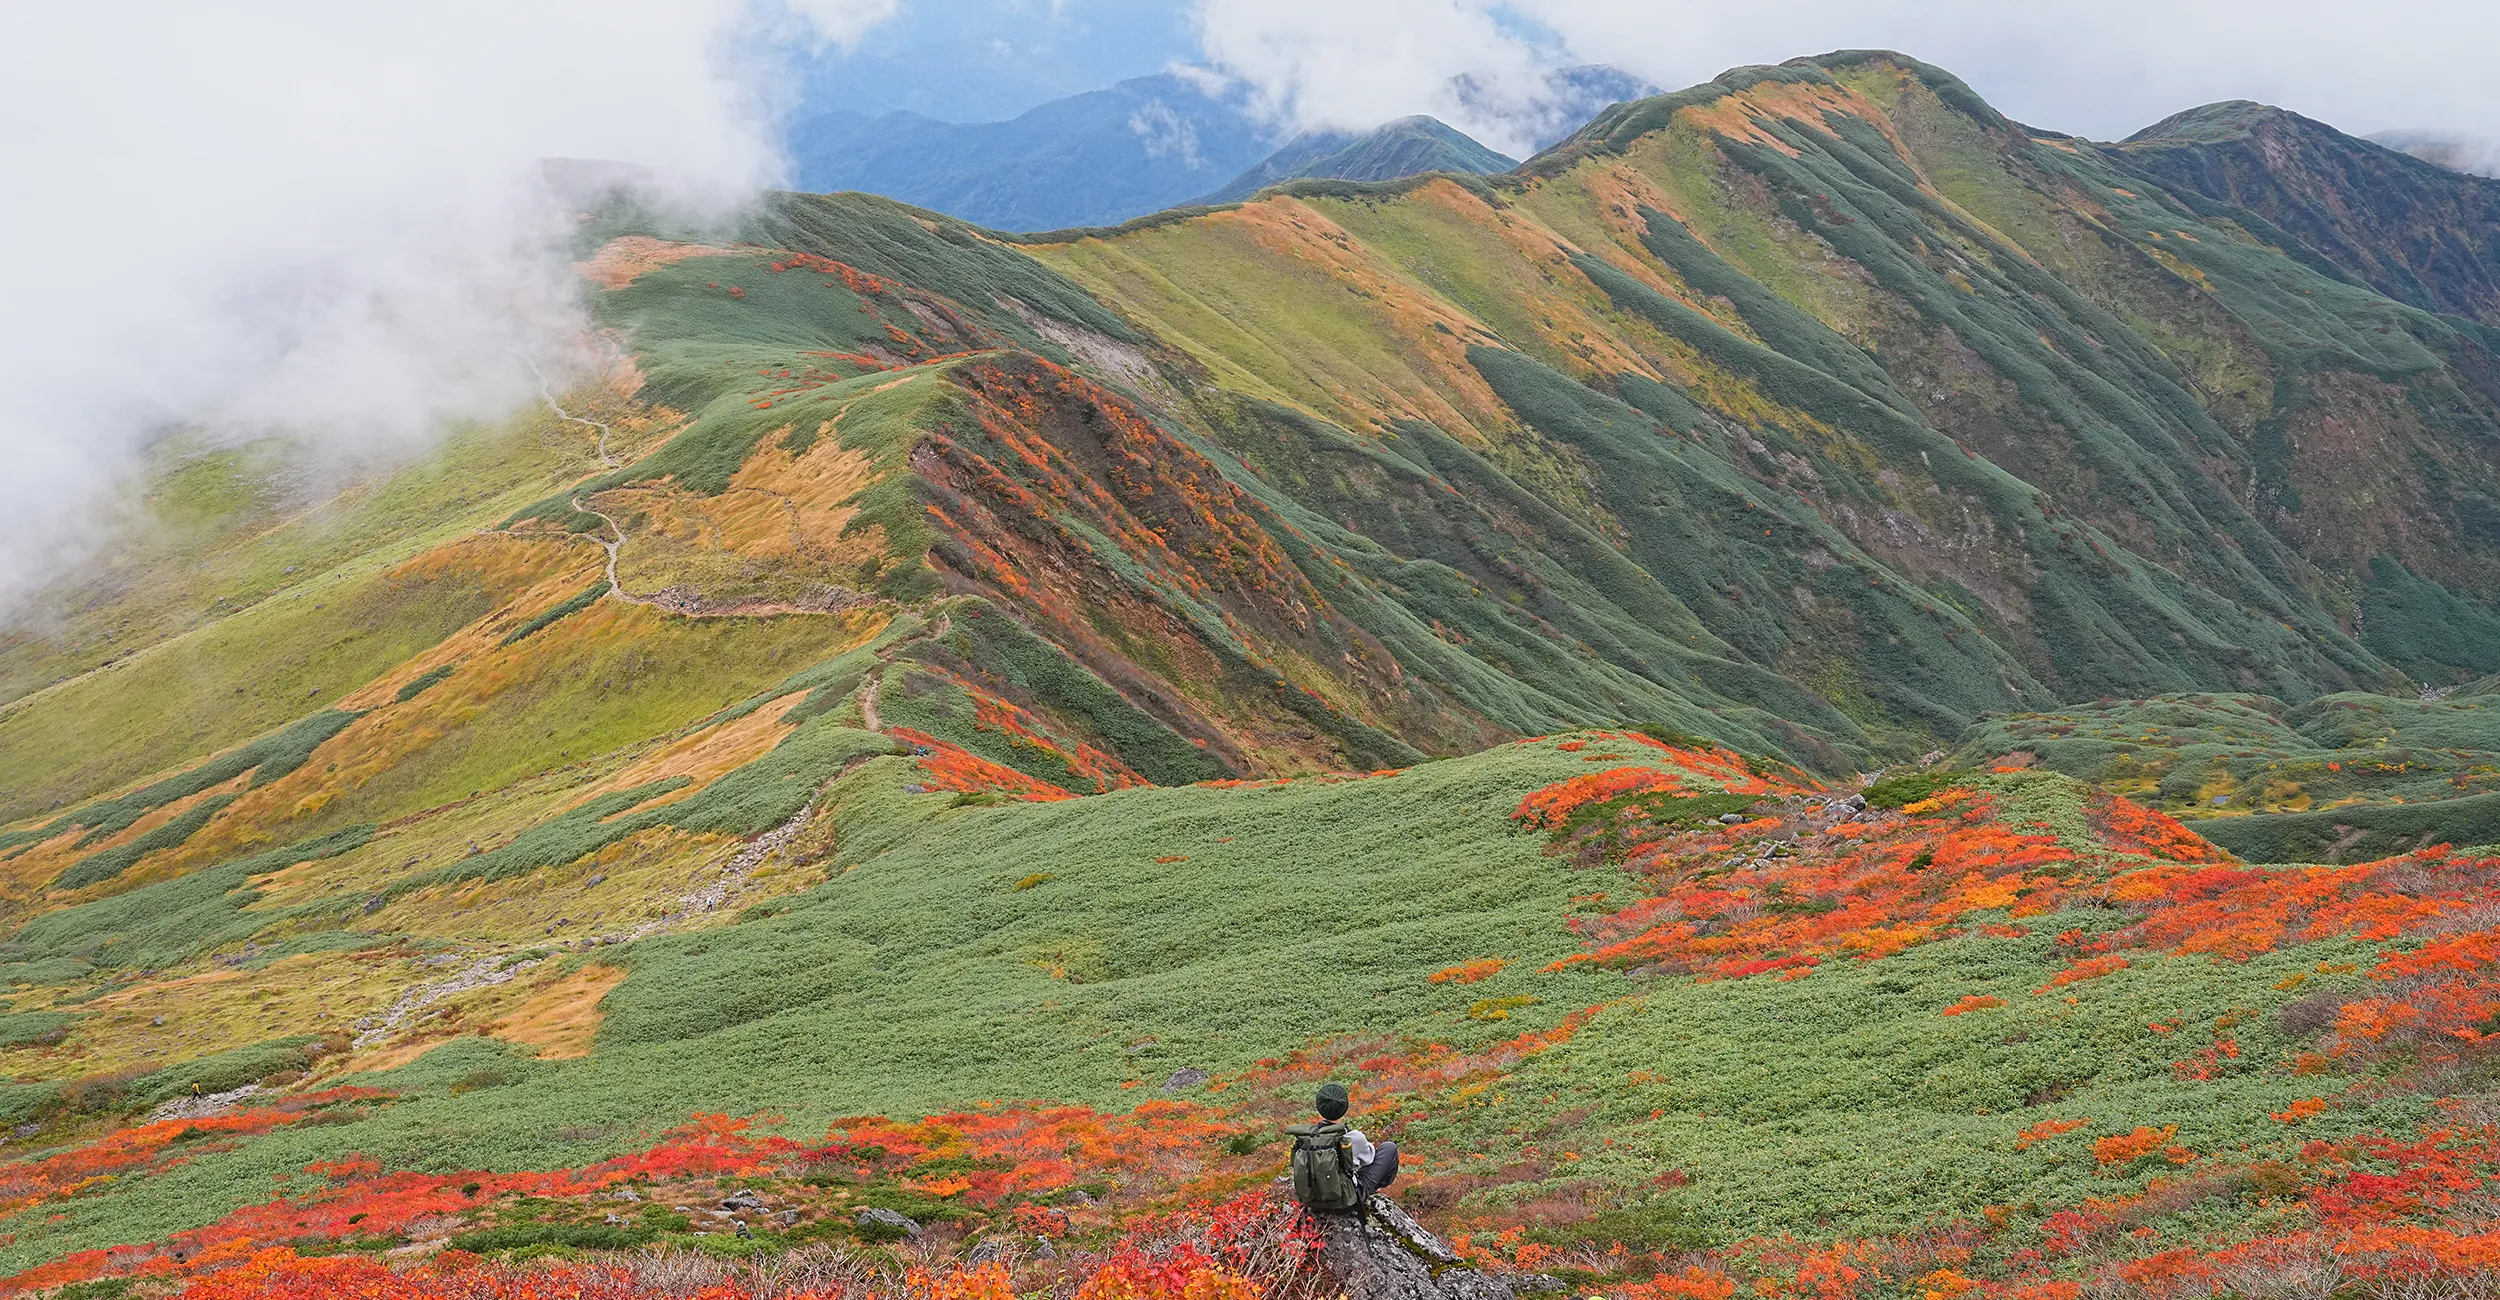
[2122,98,2311,146]
[1525,49,2015,176]
[2114,98,2500,325]
[1195,115,1518,205]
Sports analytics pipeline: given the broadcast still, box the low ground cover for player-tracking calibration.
[5,734,2500,1299]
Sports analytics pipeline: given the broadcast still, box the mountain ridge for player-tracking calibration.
[787,63,1658,232]
[2115,98,2500,327]
[787,73,1282,231]
[1195,115,1518,205]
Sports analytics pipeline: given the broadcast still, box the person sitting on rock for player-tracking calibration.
[1287,1082,1398,1213]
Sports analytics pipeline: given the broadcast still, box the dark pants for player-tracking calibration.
[1356,1140,1399,1199]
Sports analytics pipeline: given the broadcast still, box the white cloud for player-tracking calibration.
[1130,100,1208,167]
[0,0,894,613]
[1185,0,2500,155]
[1187,0,1560,155]
[1525,0,2500,143]
[9,0,2492,616]
[779,0,905,45]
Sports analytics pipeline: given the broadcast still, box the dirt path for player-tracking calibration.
[332,607,924,1061]
[344,756,885,1060]
[344,810,797,1050]
[560,496,853,620]
[572,495,629,602]
[523,354,620,468]
[352,951,548,1049]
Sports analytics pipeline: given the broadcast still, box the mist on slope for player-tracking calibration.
[0,0,894,616]
[11,1,2490,619]
[2373,130,2500,179]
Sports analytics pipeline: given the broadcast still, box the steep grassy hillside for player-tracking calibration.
[6,45,2500,1300]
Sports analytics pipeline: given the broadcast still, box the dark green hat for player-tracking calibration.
[1315,1083,1349,1119]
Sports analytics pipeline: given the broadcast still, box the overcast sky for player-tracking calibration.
[1186,0,2500,150]
[819,0,2500,148]
[1,0,2492,613]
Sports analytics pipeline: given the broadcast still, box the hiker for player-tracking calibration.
[1286,1082,1398,1213]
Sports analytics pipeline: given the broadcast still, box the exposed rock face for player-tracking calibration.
[1309,1196,1524,1300]
[856,1207,921,1237]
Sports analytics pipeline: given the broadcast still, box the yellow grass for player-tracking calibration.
[586,691,809,811]
[486,964,629,1059]
[574,236,743,291]
[0,953,399,1084]
[0,774,252,901]
[339,535,610,712]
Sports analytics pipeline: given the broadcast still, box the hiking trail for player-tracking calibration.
[521,352,620,468]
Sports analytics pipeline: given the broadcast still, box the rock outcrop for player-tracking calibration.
[1309,1196,1537,1300]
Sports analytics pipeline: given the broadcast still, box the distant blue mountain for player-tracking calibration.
[788,74,1278,232]
[1461,64,1662,153]
[784,0,1196,124]
[1197,117,1519,204]
[784,64,1661,233]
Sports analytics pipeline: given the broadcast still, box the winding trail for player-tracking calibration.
[340,600,910,1058]
[519,352,620,468]
[560,492,861,620]
[335,390,925,1060]
[572,494,629,602]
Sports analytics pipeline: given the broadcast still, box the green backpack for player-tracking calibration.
[1285,1121,1361,1211]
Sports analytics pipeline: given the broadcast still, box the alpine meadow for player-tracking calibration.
[11,43,2500,1300]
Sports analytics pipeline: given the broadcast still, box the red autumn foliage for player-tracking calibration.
[3,1004,1625,1300]
[956,674,1148,794]
[764,251,897,297]
[2090,795,2228,864]
[1562,785,2080,973]
[888,726,1075,802]
[0,1089,386,1218]
[1512,766,1691,831]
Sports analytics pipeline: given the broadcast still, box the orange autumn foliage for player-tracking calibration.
[889,727,1075,802]
[2034,955,2129,994]
[2093,1125,2186,1167]
[1513,765,1690,830]
[2015,1118,2088,1150]
[1619,1266,1740,1300]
